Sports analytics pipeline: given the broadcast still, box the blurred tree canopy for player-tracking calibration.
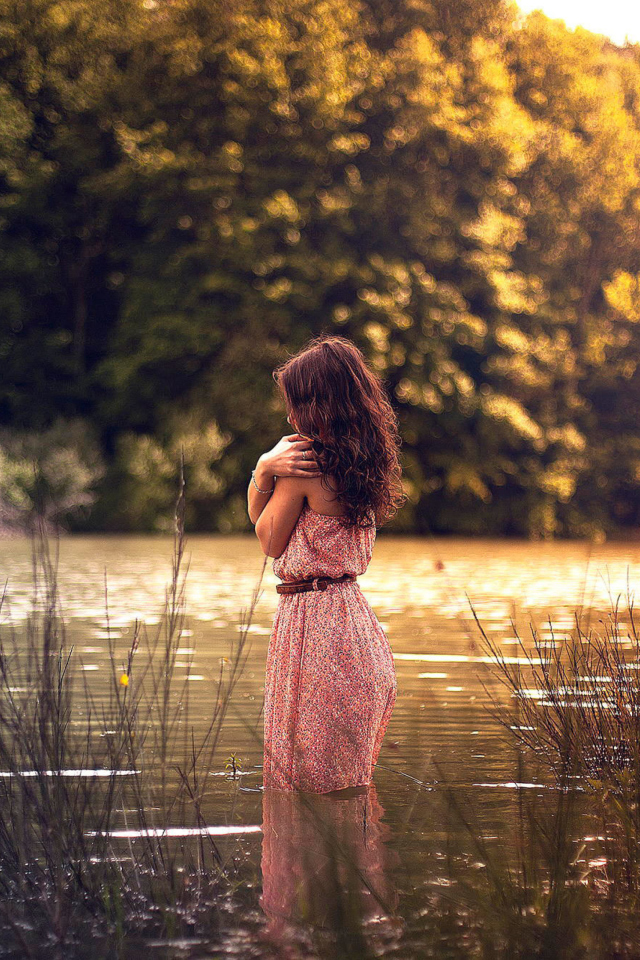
[1,0,640,537]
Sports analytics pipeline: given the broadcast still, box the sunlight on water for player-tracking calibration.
[2,531,640,954]
[0,769,139,778]
[394,652,548,665]
[90,825,262,838]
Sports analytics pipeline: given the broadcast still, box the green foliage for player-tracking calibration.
[99,410,231,532]
[0,418,105,531]
[2,0,640,535]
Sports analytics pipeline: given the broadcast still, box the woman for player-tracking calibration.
[247,335,405,794]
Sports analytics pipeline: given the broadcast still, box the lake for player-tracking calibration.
[1,531,639,957]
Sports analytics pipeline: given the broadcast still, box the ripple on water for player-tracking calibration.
[3,534,640,955]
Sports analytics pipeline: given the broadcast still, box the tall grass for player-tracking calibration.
[0,467,397,960]
[473,587,640,896]
[395,583,640,960]
[12,468,640,957]
[419,752,640,960]
[0,462,256,956]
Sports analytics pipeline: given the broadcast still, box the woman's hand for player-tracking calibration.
[257,434,321,481]
[248,434,320,527]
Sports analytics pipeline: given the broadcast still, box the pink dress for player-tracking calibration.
[260,781,400,938]
[263,501,397,793]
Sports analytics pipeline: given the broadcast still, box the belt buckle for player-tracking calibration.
[312,577,328,592]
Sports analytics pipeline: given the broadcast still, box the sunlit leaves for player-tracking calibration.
[603,271,640,324]
[2,0,640,535]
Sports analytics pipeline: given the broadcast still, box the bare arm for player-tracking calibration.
[247,433,320,526]
[247,458,277,526]
[255,476,308,558]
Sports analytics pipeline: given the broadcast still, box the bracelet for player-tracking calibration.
[251,469,275,495]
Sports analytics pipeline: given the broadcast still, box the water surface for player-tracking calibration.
[1,532,638,955]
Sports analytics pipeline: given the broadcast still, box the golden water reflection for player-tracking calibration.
[2,534,640,953]
[260,782,401,952]
[1,534,640,783]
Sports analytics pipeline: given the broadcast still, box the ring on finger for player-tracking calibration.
[302,450,308,460]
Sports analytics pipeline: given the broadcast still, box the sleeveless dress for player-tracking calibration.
[263,501,397,793]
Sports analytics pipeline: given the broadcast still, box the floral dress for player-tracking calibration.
[263,501,397,793]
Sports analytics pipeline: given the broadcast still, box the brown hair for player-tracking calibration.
[273,335,406,528]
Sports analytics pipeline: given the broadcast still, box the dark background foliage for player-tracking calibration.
[2,0,640,537]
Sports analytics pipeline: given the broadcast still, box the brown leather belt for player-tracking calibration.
[276,573,357,595]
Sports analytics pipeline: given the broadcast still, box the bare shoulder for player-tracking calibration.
[305,473,346,517]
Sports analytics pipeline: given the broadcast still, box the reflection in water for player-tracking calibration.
[260,782,401,954]
[89,824,262,839]
[0,768,138,778]
[5,535,640,954]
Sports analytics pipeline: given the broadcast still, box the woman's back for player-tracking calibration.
[303,473,346,518]
[272,500,375,583]
[256,334,403,794]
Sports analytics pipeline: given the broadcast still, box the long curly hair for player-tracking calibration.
[273,335,406,528]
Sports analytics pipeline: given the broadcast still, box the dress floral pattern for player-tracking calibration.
[263,501,397,793]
